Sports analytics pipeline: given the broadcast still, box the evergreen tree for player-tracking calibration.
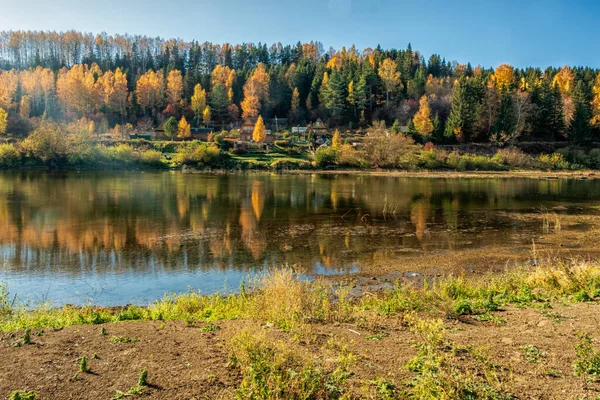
[569,81,592,143]
[445,77,484,142]
[322,71,346,124]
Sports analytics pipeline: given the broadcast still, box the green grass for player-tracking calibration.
[2,261,600,334]
[108,336,140,344]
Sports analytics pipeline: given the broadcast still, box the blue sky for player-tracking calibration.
[2,0,599,68]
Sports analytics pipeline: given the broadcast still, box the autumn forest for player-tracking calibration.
[0,30,598,144]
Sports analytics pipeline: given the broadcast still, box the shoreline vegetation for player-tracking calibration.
[3,260,600,398]
[3,119,600,174]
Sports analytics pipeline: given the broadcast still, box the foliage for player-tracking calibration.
[0,107,7,134]
[314,146,338,167]
[163,117,178,140]
[175,141,221,167]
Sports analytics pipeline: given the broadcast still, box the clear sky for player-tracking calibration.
[1,0,599,68]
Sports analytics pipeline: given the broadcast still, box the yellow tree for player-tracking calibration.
[203,105,212,126]
[591,73,600,127]
[0,107,7,134]
[332,129,342,149]
[413,96,434,138]
[19,96,30,118]
[553,66,575,122]
[56,63,102,116]
[136,69,165,115]
[0,70,19,110]
[253,115,266,143]
[112,68,129,119]
[290,87,300,121]
[242,63,270,119]
[191,83,207,125]
[492,63,515,93]
[166,70,183,106]
[178,116,191,138]
[378,58,401,105]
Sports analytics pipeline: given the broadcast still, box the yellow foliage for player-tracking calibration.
[291,88,300,112]
[242,63,270,119]
[203,106,212,124]
[191,84,207,120]
[332,129,342,149]
[378,58,401,102]
[166,70,183,105]
[591,73,600,126]
[413,96,434,137]
[492,63,515,92]
[178,116,191,138]
[0,70,19,110]
[0,107,7,134]
[253,115,266,143]
[553,66,574,95]
[135,69,165,112]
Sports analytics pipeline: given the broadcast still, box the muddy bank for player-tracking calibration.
[1,302,599,399]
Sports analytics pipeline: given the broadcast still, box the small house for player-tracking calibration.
[239,118,257,141]
[307,118,330,144]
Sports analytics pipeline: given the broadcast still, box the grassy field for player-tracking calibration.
[2,260,600,398]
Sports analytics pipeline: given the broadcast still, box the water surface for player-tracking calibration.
[1,171,599,306]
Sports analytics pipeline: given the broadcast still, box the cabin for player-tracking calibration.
[307,118,330,144]
[238,118,277,143]
[239,119,257,141]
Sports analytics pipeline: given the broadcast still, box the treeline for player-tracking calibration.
[1,30,600,145]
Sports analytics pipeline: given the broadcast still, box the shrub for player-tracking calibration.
[314,146,338,167]
[538,153,570,170]
[139,149,164,167]
[558,147,589,168]
[101,144,135,165]
[175,141,221,167]
[270,158,312,170]
[336,144,365,168]
[493,148,536,169]
[0,143,21,167]
[589,149,600,169]
[21,122,69,164]
[417,149,445,169]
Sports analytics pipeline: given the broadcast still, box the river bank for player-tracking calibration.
[2,263,600,399]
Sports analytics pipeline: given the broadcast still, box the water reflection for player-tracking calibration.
[1,172,599,305]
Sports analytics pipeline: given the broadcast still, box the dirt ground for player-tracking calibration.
[2,301,600,399]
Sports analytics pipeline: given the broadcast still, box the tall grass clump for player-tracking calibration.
[405,318,512,399]
[229,329,349,399]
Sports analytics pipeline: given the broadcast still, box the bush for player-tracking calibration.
[417,149,445,169]
[0,143,21,167]
[538,153,570,170]
[175,141,221,167]
[588,149,600,169]
[314,146,338,167]
[493,148,537,169]
[21,122,69,164]
[336,144,366,168]
[139,149,164,167]
[558,147,589,169]
[270,158,312,170]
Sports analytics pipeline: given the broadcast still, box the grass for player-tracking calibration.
[78,356,90,373]
[7,391,36,400]
[108,336,140,344]
[574,334,600,382]
[1,260,600,334]
[520,345,547,363]
[3,261,600,398]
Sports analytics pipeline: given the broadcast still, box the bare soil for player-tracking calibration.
[2,302,600,399]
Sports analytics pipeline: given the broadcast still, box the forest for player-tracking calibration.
[0,30,600,149]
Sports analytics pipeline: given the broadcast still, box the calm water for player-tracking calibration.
[1,171,599,306]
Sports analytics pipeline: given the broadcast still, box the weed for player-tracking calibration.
[92,353,100,360]
[100,327,107,336]
[405,319,512,399]
[366,333,389,341]
[520,345,546,363]
[22,329,31,345]
[138,369,148,387]
[371,377,398,399]
[112,386,144,399]
[229,329,350,399]
[109,336,140,344]
[545,368,561,378]
[574,290,593,303]
[574,334,600,382]
[7,391,36,400]
[78,356,90,373]
[540,311,569,323]
[200,324,221,333]
[451,300,473,316]
[475,313,506,324]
